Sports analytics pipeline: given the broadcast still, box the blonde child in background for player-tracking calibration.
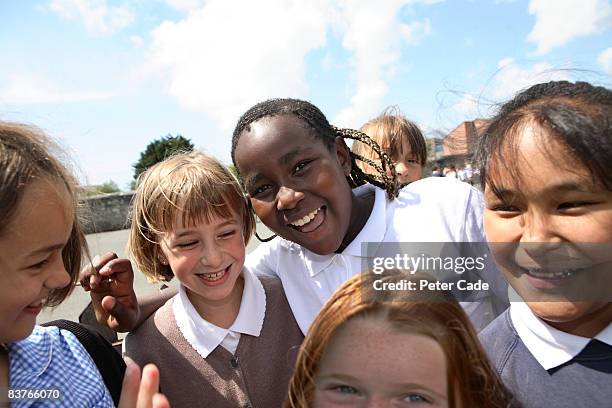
[120,152,303,407]
[352,106,427,185]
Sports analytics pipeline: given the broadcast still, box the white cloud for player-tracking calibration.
[490,58,571,99]
[453,94,479,117]
[148,0,437,130]
[49,0,134,35]
[166,0,207,12]
[400,18,432,45]
[148,0,329,129]
[448,59,572,123]
[598,47,612,74]
[130,35,144,47]
[0,74,115,104]
[333,0,433,128]
[527,0,612,55]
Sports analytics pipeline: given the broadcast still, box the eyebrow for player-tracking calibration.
[244,147,312,188]
[28,243,65,257]
[279,147,307,165]
[173,220,239,238]
[316,373,362,384]
[491,182,598,198]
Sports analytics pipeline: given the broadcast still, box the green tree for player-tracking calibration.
[133,134,194,181]
[82,180,121,196]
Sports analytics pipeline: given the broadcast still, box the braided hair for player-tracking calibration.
[231,99,400,200]
[473,80,612,195]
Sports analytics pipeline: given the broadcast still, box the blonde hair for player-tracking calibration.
[128,151,256,281]
[0,122,87,306]
[353,106,427,167]
[285,271,513,408]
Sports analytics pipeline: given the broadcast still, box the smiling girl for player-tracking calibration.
[475,81,612,407]
[232,98,506,333]
[122,151,303,407]
[0,122,167,408]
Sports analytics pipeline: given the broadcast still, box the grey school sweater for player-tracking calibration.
[125,276,304,408]
[480,309,612,408]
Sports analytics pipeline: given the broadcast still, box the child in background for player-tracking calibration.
[286,271,514,408]
[0,122,167,408]
[122,152,303,407]
[475,81,612,407]
[352,106,427,185]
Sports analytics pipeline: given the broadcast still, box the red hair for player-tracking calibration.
[285,271,513,408]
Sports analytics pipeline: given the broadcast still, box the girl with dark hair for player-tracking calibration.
[231,98,502,333]
[475,81,612,407]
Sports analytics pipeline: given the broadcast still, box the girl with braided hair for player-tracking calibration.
[476,81,612,407]
[232,98,504,334]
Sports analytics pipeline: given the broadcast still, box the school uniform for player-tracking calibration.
[246,177,509,334]
[7,326,114,407]
[124,269,304,408]
[480,302,612,408]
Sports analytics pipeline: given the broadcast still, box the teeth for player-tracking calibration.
[290,208,320,227]
[199,269,226,282]
[526,268,578,279]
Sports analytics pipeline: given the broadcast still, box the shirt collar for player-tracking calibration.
[510,301,612,370]
[8,326,53,380]
[173,267,266,358]
[342,184,386,257]
[289,184,387,277]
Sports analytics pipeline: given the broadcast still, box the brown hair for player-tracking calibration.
[353,106,427,168]
[474,81,612,195]
[285,271,513,408]
[0,122,87,307]
[128,151,256,281]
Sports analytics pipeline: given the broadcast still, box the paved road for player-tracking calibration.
[39,222,272,325]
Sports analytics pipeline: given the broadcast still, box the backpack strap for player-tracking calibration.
[42,320,125,406]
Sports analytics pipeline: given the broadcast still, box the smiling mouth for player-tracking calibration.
[521,267,582,279]
[197,265,230,282]
[288,207,325,233]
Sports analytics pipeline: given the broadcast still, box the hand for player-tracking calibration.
[118,359,169,408]
[80,252,140,332]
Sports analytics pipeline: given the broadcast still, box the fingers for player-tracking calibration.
[118,359,167,408]
[99,258,135,282]
[136,364,162,408]
[152,393,170,408]
[102,295,139,332]
[118,358,141,408]
[79,252,118,288]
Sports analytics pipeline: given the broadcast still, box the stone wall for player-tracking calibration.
[82,192,134,234]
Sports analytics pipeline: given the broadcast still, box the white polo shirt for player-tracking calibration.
[245,177,496,334]
[510,301,612,370]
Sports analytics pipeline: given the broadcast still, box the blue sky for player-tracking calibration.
[1,0,611,189]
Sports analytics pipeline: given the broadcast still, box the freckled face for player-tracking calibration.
[0,180,73,343]
[234,114,355,255]
[484,124,612,324]
[314,317,449,408]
